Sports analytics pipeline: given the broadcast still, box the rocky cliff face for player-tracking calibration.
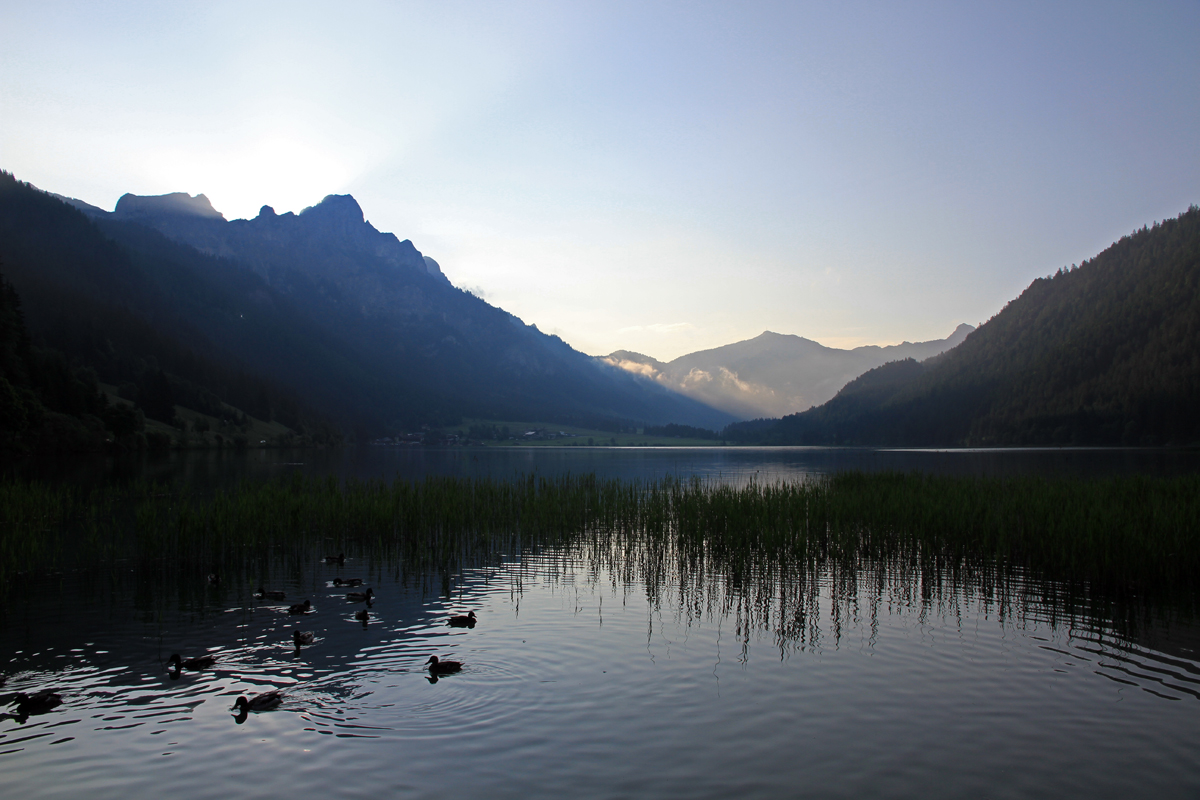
[115,191,226,220]
[111,192,448,292]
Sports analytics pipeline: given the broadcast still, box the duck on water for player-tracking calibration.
[167,653,217,671]
[425,655,462,674]
[288,600,312,615]
[8,690,62,720]
[448,611,477,628]
[231,691,283,723]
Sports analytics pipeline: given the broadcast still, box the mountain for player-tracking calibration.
[0,172,343,449]
[110,191,452,287]
[602,325,973,419]
[1,172,734,435]
[0,266,114,450]
[727,205,1200,446]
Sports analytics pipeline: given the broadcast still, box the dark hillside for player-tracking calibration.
[0,172,338,443]
[92,189,733,432]
[0,266,137,450]
[732,205,1200,446]
[1,171,733,434]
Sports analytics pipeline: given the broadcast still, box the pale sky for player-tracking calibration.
[2,1,1197,361]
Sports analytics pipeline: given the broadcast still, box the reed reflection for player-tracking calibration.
[2,470,1199,741]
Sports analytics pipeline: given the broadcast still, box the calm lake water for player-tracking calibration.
[9,444,1200,489]
[3,447,1200,798]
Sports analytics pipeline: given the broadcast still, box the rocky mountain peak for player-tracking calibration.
[300,194,364,225]
[114,192,225,220]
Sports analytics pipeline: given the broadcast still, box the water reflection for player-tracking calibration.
[2,532,1199,796]
[8,444,1200,490]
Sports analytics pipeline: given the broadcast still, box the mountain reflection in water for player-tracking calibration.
[3,522,1199,798]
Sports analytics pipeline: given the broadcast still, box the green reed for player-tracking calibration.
[1,471,1197,619]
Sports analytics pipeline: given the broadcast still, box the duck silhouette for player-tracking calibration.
[254,586,286,600]
[167,653,217,671]
[425,655,462,675]
[11,690,62,721]
[346,588,374,603]
[287,599,312,615]
[231,691,283,723]
[232,691,282,712]
[324,553,345,566]
[293,630,314,647]
[448,611,477,628]
[332,577,363,587]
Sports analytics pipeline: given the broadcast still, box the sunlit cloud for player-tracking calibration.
[600,357,661,379]
[716,367,775,399]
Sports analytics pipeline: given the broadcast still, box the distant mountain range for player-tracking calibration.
[6,166,1193,451]
[0,171,734,442]
[603,325,973,419]
[727,205,1200,446]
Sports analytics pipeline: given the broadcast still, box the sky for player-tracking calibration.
[2,1,1197,361]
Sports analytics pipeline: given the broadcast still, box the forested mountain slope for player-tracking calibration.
[729,206,1200,446]
[0,172,338,447]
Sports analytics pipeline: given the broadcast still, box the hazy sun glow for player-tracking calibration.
[2,1,1197,361]
[143,136,359,220]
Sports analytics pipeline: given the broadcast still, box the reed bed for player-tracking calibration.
[1,471,1197,626]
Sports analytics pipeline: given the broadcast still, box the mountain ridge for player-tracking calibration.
[602,324,973,419]
[95,191,452,285]
[6,174,733,434]
[726,205,1200,446]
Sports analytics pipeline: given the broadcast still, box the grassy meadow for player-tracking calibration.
[97,381,300,449]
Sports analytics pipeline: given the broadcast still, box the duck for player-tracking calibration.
[293,630,314,647]
[425,655,462,674]
[12,690,62,717]
[355,608,369,623]
[332,577,363,587]
[254,586,287,600]
[346,588,374,603]
[447,610,477,628]
[324,553,345,566]
[287,599,312,615]
[167,653,217,671]
[231,691,283,713]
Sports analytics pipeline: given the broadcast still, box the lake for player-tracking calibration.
[8,444,1200,489]
[2,448,1199,798]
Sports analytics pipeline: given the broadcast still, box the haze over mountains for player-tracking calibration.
[603,325,973,419]
[728,206,1200,446]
